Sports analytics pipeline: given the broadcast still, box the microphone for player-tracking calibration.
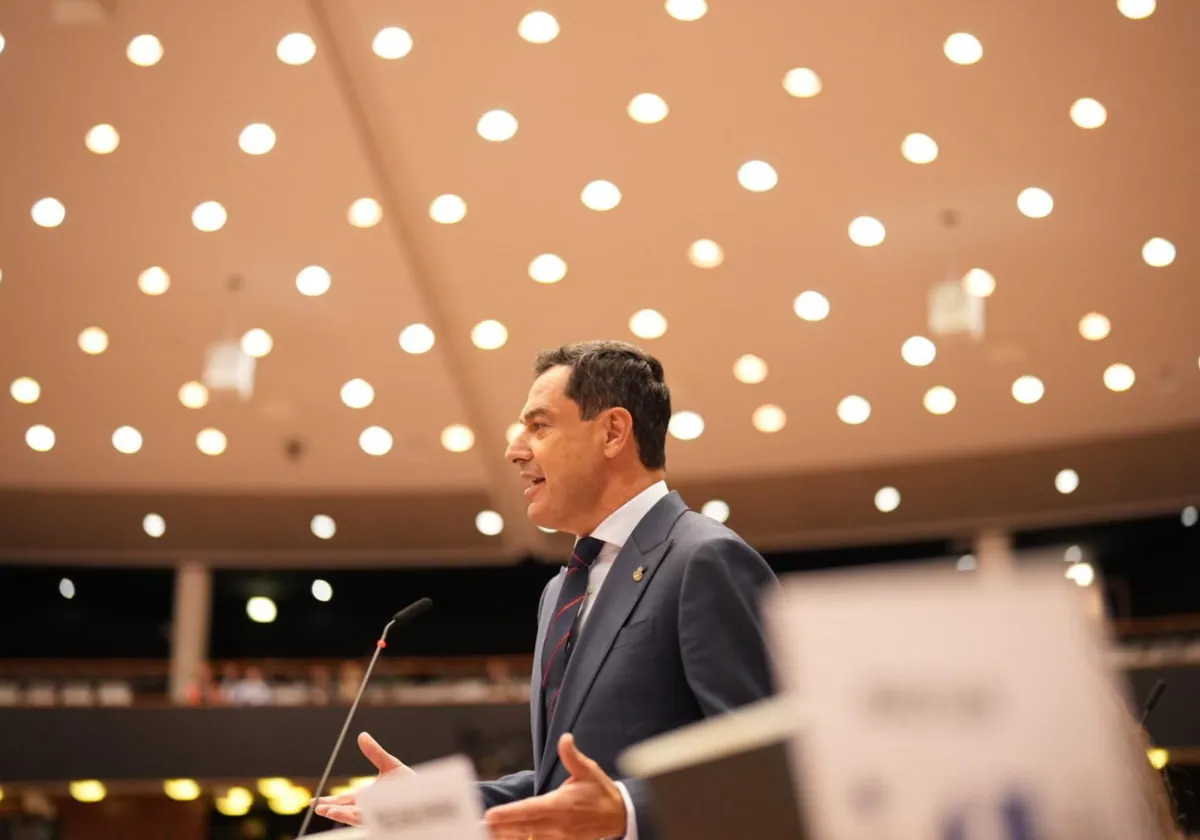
[1138,679,1167,728]
[296,597,434,837]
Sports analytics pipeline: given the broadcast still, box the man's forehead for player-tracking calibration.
[519,367,571,420]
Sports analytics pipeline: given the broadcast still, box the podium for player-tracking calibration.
[618,696,807,840]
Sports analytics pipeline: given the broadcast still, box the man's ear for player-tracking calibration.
[601,407,634,459]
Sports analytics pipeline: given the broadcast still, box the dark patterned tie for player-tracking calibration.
[541,536,605,723]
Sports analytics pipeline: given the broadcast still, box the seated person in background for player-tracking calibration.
[226,665,273,706]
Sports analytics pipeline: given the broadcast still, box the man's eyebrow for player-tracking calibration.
[520,407,550,424]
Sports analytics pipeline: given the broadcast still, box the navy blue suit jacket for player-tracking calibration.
[477,491,779,839]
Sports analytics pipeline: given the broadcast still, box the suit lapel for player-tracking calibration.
[535,492,688,790]
[531,570,566,765]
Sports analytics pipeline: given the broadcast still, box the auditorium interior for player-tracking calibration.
[1,0,1198,838]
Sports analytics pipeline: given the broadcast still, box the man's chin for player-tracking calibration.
[527,502,558,532]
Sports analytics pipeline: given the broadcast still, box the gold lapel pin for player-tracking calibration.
[632,566,645,582]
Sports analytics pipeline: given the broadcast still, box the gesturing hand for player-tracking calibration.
[484,733,627,840]
[313,731,417,826]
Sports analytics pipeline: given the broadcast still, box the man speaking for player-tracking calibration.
[316,341,778,839]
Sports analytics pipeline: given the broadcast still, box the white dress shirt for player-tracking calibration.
[571,479,669,840]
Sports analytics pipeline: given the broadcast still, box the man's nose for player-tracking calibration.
[505,436,530,464]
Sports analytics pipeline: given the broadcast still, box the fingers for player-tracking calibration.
[557,732,603,782]
[358,731,403,773]
[484,793,561,826]
[318,805,362,826]
[314,792,356,808]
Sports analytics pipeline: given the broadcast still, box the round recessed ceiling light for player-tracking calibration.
[783,67,822,98]
[475,510,504,536]
[529,253,567,284]
[192,201,227,232]
[1103,363,1135,392]
[348,197,382,228]
[277,33,316,65]
[240,328,273,358]
[901,336,936,367]
[628,93,669,124]
[901,133,938,164]
[340,378,375,409]
[737,161,778,192]
[688,239,723,268]
[246,596,277,623]
[399,323,435,354]
[581,180,621,211]
[78,326,109,355]
[10,377,40,404]
[752,404,787,433]
[1011,375,1045,404]
[359,425,393,456]
[372,26,413,59]
[143,513,166,538]
[629,309,667,339]
[1142,237,1176,267]
[1070,98,1107,129]
[1117,0,1156,19]
[700,500,730,523]
[1055,468,1080,495]
[962,267,996,298]
[238,123,276,155]
[665,0,707,21]
[312,579,333,600]
[943,32,982,65]
[0,33,7,55]
[127,34,163,66]
[429,194,467,224]
[733,354,768,384]
[85,124,120,155]
[296,265,331,297]
[1017,188,1053,219]
[196,428,227,456]
[1182,506,1198,528]
[179,381,208,409]
[477,109,518,142]
[668,410,705,441]
[793,290,830,322]
[112,426,143,454]
[837,395,871,425]
[518,11,560,43]
[471,319,508,350]
[848,216,886,247]
[138,266,170,296]
[32,198,66,228]
[923,386,957,415]
[26,424,55,452]
[874,486,901,513]
[441,424,476,453]
[1079,312,1111,341]
[1066,561,1096,587]
[311,514,336,540]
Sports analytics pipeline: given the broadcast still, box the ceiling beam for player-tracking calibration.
[306,0,544,557]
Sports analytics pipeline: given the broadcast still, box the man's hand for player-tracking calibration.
[484,733,627,840]
[313,731,416,826]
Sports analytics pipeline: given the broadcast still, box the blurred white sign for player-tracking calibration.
[929,279,985,339]
[203,339,255,401]
[767,567,1158,840]
[357,754,487,840]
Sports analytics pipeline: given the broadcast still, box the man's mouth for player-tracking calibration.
[524,477,545,498]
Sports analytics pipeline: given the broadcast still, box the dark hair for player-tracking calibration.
[533,340,671,470]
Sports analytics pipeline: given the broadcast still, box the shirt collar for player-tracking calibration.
[577,480,670,550]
